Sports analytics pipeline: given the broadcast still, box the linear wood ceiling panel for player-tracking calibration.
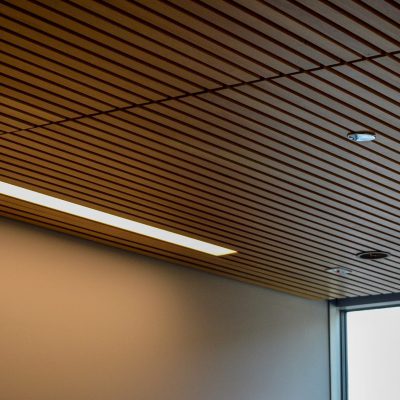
[1,0,400,299]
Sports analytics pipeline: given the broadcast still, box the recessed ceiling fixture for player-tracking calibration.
[326,267,352,276]
[347,132,376,142]
[0,181,237,256]
[356,250,390,260]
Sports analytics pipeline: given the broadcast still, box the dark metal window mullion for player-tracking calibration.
[340,310,348,400]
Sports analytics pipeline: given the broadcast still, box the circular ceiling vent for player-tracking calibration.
[356,251,390,260]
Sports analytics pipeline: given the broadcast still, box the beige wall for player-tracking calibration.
[0,218,330,400]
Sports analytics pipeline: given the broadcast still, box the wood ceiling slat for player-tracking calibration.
[324,0,400,43]
[3,126,400,296]
[0,123,19,133]
[179,93,397,177]
[1,92,70,123]
[32,0,236,88]
[0,20,168,102]
[1,45,132,109]
[6,193,394,294]
[4,125,400,282]
[334,64,400,104]
[0,209,356,299]
[0,103,54,129]
[0,210,294,299]
[163,97,400,197]
[363,60,400,87]
[14,0,220,91]
[230,0,359,61]
[282,67,400,140]
[360,0,400,23]
[236,84,363,133]
[373,57,400,80]
[2,161,396,296]
[190,90,400,217]
[1,83,93,123]
[0,105,48,127]
[197,88,400,184]
[6,123,400,254]
[254,77,399,134]
[151,87,398,184]
[289,0,400,52]
[2,160,398,295]
[109,0,272,77]
[49,115,400,238]
[262,0,383,55]
[0,64,117,120]
[126,99,400,241]
[3,213,330,300]
[0,33,152,105]
[77,0,253,83]
[1,68,105,115]
[292,70,400,130]
[128,104,400,223]
[0,7,193,98]
[0,115,30,131]
[165,0,331,69]
[4,193,392,298]
[0,202,337,299]
[2,138,396,266]
[200,0,343,63]
[250,77,400,157]
[1,0,399,299]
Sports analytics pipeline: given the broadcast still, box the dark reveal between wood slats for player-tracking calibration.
[1,0,400,300]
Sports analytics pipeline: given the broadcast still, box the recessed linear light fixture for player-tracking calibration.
[0,181,237,256]
[347,132,376,142]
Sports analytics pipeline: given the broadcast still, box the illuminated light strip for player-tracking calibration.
[0,181,237,256]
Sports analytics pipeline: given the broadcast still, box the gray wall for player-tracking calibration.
[0,218,330,400]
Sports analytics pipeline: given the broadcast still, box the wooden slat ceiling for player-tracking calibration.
[1,0,400,300]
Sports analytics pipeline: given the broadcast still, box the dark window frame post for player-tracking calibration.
[329,293,400,400]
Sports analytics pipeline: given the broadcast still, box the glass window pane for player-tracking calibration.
[347,307,400,400]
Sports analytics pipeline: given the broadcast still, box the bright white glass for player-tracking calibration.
[0,182,236,256]
[347,306,400,400]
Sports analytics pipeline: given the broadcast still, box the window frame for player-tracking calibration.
[329,293,400,400]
